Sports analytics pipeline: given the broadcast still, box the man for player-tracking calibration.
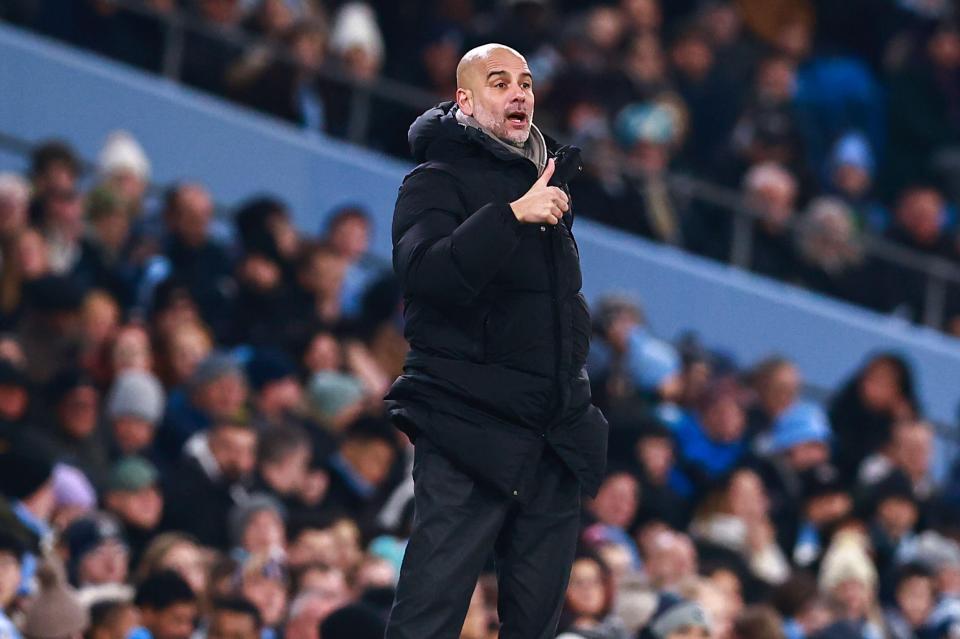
[131,571,197,639]
[102,457,164,563]
[161,419,256,550]
[384,43,608,638]
[61,512,129,592]
[206,598,261,639]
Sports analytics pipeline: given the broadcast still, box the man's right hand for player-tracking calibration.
[509,158,569,225]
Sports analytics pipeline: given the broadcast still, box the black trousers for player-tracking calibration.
[384,434,581,639]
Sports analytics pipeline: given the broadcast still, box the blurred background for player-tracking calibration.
[0,1,960,639]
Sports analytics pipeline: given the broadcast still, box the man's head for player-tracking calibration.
[338,417,398,488]
[890,419,933,483]
[894,563,935,628]
[164,183,213,249]
[30,140,80,197]
[106,370,165,456]
[258,425,311,496]
[208,598,262,639]
[209,420,258,483]
[895,186,945,246]
[135,570,197,639]
[455,44,535,146]
[63,512,129,587]
[588,470,640,530]
[88,600,138,639]
[104,457,164,531]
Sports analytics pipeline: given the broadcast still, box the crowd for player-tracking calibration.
[0,128,960,639]
[2,0,960,331]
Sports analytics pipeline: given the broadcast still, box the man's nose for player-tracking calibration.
[510,86,526,102]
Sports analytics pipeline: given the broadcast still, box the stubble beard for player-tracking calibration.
[474,102,530,147]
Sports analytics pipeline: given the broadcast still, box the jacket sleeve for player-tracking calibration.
[392,168,523,305]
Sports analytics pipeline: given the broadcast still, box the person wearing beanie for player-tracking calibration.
[61,512,129,590]
[106,370,165,459]
[818,531,885,639]
[756,401,833,555]
[305,370,365,430]
[245,349,303,430]
[96,131,150,210]
[21,557,89,639]
[645,599,712,639]
[132,570,197,639]
[103,457,164,564]
[51,463,97,529]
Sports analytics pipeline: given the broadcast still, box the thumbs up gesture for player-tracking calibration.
[509,158,569,225]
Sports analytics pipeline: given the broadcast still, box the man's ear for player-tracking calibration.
[456,88,474,116]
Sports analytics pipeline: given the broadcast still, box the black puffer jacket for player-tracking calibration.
[384,102,608,500]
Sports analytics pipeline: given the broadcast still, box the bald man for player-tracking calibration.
[384,44,609,638]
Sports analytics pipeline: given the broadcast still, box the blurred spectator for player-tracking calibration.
[690,468,790,585]
[102,457,164,564]
[829,354,919,483]
[161,184,235,342]
[742,162,800,281]
[795,197,873,306]
[206,598,261,639]
[792,464,853,569]
[87,599,139,639]
[884,563,937,639]
[105,370,165,461]
[62,512,129,593]
[0,531,23,639]
[28,141,81,224]
[96,131,151,216]
[746,356,802,439]
[21,557,89,639]
[133,570,198,639]
[160,351,247,461]
[25,368,107,488]
[671,380,748,496]
[825,133,888,233]
[162,419,257,550]
[135,533,209,604]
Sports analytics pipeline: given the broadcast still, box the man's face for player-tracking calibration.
[112,417,155,455]
[459,48,535,146]
[261,446,310,495]
[143,602,197,639]
[78,539,129,585]
[208,610,259,639]
[0,384,28,421]
[210,426,257,482]
[58,386,100,439]
[0,550,21,609]
[106,486,163,530]
[172,186,213,248]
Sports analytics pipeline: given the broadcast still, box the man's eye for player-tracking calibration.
[522,83,532,89]
[496,82,506,88]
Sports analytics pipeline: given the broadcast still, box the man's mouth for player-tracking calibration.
[507,110,528,128]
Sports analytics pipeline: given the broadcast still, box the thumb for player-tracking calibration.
[535,157,555,187]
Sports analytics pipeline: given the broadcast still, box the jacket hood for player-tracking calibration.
[408,101,461,163]
[408,101,551,167]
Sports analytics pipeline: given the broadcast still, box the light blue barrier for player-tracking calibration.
[1,23,958,447]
